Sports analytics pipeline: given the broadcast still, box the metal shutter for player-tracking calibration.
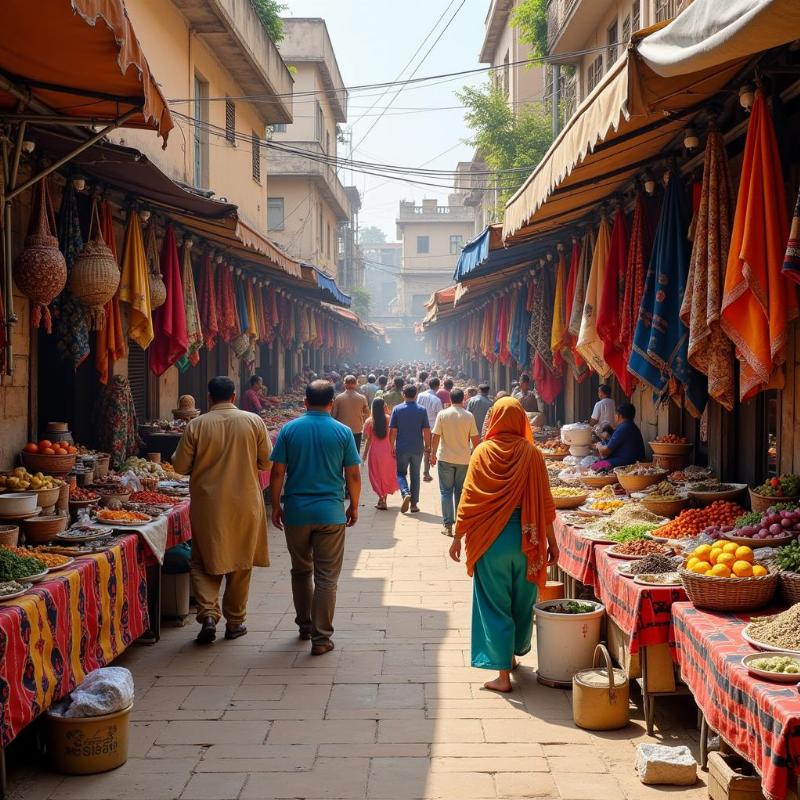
[128,342,147,423]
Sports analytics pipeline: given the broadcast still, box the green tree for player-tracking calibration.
[250,0,286,43]
[350,287,371,320]
[510,0,549,59]
[456,82,552,213]
[360,226,387,245]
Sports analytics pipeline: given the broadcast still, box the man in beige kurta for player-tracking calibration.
[172,376,272,644]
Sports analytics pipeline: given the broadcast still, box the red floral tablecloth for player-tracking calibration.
[673,602,800,800]
[554,515,604,590]
[0,534,149,746]
[595,547,686,654]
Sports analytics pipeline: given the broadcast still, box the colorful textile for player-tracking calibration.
[456,398,555,587]
[149,225,187,376]
[783,184,800,282]
[567,231,594,380]
[0,534,148,746]
[680,129,735,411]
[509,286,530,367]
[550,250,567,371]
[597,207,632,395]
[721,91,798,401]
[673,603,800,800]
[119,211,153,349]
[528,269,558,372]
[215,264,237,342]
[94,375,140,467]
[197,253,218,350]
[245,280,258,340]
[577,217,611,376]
[553,516,601,590]
[95,201,126,385]
[177,241,203,369]
[54,184,90,368]
[532,353,562,405]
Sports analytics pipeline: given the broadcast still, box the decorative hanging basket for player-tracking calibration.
[69,202,120,328]
[148,272,167,309]
[231,332,250,358]
[13,178,66,332]
[144,218,166,309]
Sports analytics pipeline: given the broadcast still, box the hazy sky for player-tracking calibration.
[284,0,488,239]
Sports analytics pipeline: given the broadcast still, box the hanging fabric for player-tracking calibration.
[567,230,593,380]
[245,280,258,340]
[197,252,219,350]
[577,216,611,377]
[178,239,203,368]
[550,249,566,372]
[528,268,562,402]
[54,183,91,368]
[679,128,735,411]
[149,225,188,376]
[119,210,154,349]
[783,185,800,282]
[596,207,632,394]
[721,90,798,400]
[95,201,126,384]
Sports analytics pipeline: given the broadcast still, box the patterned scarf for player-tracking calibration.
[197,253,218,350]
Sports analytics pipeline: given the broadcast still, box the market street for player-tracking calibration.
[10,475,707,800]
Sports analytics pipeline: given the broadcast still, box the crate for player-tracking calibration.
[707,752,765,800]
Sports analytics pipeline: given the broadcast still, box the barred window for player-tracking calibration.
[632,0,640,32]
[655,0,678,22]
[587,56,603,94]
[225,98,235,144]
[622,14,631,43]
[251,132,260,182]
[607,19,619,65]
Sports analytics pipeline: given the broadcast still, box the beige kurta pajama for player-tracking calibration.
[173,402,272,624]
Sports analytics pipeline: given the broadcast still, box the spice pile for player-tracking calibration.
[627,553,680,575]
[643,481,685,500]
[585,503,665,537]
[539,438,569,456]
[14,546,71,568]
[746,604,800,651]
[615,464,667,477]
[669,466,713,483]
[69,486,99,501]
[0,548,46,581]
[607,523,660,543]
[551,487,587,498]
[120,457,170,480]
[0,581,26,597]
[128,491,180,505]
[610,540,672,557]
[95,509,150,523]
[589,498,626,513]
[654,501,744,540]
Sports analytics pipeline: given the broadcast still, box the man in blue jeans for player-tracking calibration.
[430,387,479,536]
[389,385,431,513]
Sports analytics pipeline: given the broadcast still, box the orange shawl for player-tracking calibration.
[456,397,555,587]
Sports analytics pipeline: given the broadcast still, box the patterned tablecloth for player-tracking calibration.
[673,602,800,800]
[553,515,604,591]
[0,534,149,747]
[595,547,686,654]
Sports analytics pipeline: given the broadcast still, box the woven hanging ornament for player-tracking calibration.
[144,218,167,309]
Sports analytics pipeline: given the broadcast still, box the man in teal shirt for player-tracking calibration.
[270,380,361,655]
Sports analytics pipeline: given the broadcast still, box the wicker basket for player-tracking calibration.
[553,493,589,510]
[20,451,76,475]
[779,571,800,605]
[749,489,800,513]
[615,467,666,494]
[679,566,778,611]
[581,474,619,488]
[148,271,167,309]
[21,513,68,544]
[69,234,120,328]
[649,441,693,456]
[688,484,747,507]
[640,495,690,518]
[0,525,19,547]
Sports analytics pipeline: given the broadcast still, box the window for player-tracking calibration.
[327,223,331,258]
[502,51,510,98]
[655,0,678,22]
[632,0,640,33]
[318,207,323,250]
[315,101,324,143]
[225,97,235,144]
[193,75,209,188]
[622,13,631,43]
[607,19,619,65]
[449,234,464,255]
[587,56,603,94]
[251,132,261,182]
[326,131,331,156]
[267,197,284,231]
[416,235,429,254]
[272,123,287,134]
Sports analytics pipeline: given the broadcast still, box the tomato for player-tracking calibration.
[42,447,55,455]
[37,439,52,450]
[23,442,38,454]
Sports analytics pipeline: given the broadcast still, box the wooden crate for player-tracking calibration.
[707,753,765,800]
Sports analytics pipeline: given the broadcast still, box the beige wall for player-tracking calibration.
[490,1,545,108]
[399,220,474,272]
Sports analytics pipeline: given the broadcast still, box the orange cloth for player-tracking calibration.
[95,201,126,384]
[455,398,555,588]
[119,211,154,349]
[720,91,798,400]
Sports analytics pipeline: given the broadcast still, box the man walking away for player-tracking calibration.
[363,374,379,407]
[332,374,369,452]
[390,385,431,513]
[416,371,429,395]
[437,378,453,408]
[467,383,493,438]
[417,377,443,482]
[173,376,272,645]
[375,374,388,398]
[270,380,360,655]
[382,376,405,412]
[431,388,479,537]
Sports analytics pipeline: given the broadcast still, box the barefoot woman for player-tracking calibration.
[448,397,558,692]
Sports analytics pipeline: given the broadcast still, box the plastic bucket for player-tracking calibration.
[534,600,605,687]
[45,703,132,774]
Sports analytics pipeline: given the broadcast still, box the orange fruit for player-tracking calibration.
[23,443,38,453]
[732,560,753,578]
[694,544,713,560]
[717,540,732,547]
[722,542,739,555]
[752,565,768,577]
[716,553,735,568]
[709,548,723,564]
[691,561,712,574]
[710,564,731,578]
[685,557,700,571]
[42,447,55,455]
[734,546,754,564]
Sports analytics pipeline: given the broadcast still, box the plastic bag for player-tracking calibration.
[117,471,142,493]
[60,667,134,718]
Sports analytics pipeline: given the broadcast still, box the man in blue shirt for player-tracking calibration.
[389,385,431,514]
[595,402,646,468]
[270,380,361,656]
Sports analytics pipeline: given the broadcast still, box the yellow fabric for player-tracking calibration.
[245,281,258,339]
[172,403,272,574]
[118,212,153,348]
[577,218,612,377]
[550,250,567,355]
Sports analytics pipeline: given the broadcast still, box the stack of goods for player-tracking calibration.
[69,486,99,502]
[712,506,800,543]
[551,486,588,510]
[22,439,78,456]
[95,509,150,524]
[3,545,70,569]
[583,503,666,538]
[609,540,674,558]
[750,475,800,512]
[641,481,685,500]
[625,553,681,576]
[588,498,627,513]
[668,465,713,484]
[653,434,688,445]
[684,542,766,578]
[128,491,180,505]
[607,523,661,543]
[260,392,305,432]
[654,501,744,540]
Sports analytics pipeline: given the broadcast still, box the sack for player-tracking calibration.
[59,667,134,718]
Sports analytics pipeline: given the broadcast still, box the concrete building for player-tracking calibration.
[363,242,402,318]
[396,196,474,318]
[269,18,356,278]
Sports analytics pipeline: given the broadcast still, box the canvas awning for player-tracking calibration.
[502,0,800,242]
[300,264,352,307]
[0,0,173,143]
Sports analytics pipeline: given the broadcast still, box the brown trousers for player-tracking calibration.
[284,523,346,645]
[191,550,252,626]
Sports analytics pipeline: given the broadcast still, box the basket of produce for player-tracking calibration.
[749,475,800,513]
[742,604,800,654]
[551,487,589,510]
[649,435,693,456]
[539,438,570,460]
[68,486,100,514]
[89,477,131,507]
[721,506,800,548]
[776,541,800,605]
[687,482,747,506]
[580,472,619,488]
[614,464,666,493]
[21,441,77,475]
[21,513,69,544]
[679,542,776,611]
[653,500,744,541]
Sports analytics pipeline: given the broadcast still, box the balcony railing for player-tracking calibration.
[546,0,580,50]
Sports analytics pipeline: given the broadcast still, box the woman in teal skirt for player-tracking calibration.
[449,397,558,693]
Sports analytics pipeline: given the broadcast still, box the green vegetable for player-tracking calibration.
[734,511,762,528]
[752,655,800,673]
[549,601,596,614]
[0,548,46,582]
[608,523,659,543]
[777,540,800,574]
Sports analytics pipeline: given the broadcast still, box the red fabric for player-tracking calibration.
[553,516,601,590]
[149,225,188,376]
[532,352,562,404]
[597,207,633,395]
[197,253,218,350]
[215,264,237,342]
[561,239,588,381]
[496,295,510,365]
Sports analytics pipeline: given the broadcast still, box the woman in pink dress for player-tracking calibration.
[362,398,399,510]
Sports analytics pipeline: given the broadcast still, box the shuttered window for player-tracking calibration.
[251,132,261,182]
[128,342,147,423]
[225,98,236,144]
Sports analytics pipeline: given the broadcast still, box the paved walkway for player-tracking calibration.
[10,474,707,799]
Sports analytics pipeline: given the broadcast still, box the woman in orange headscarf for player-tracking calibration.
[449,397,558,692]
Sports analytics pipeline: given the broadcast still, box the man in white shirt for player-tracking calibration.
[416,378,443,482]
[430,388,479,537]
[590,384,616,435]
[362,374,379,407]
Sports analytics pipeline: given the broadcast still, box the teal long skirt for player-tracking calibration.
[471,508,538,671]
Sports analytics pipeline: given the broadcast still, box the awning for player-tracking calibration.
[0,0,173,143]
[300,264,352,307]
[502,0,800,241]
[321,302,366,329]
[453,225,506,281]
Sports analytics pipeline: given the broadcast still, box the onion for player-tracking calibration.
[782,518,793,529]
[759,528,770,538]
[769,523,783,536]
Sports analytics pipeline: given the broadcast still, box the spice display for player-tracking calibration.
[684,542,767,578]
[0,548,47,581]
[539,438,569,456]
[128,491,180,505]
[654,434,688,444]
[643,481,684,500]
[120,456,171,480]
[589,498,626,513]
[669,466,713,483]
[746,605,800,651]
[0,469,62,491]
[123,502,166,517]
[690,482,736,492]
[69,486,99,501]
[14,546,71,568]
[609,540,673,557]
[627,553,681,575]
[607,523,660,543]
[655,501,744,540]
[585,503,665,536]
[95,509,150,523]
[615,464,667,477]
[0,580,26,597]
[753,475,800,498]
[589,484,620,499]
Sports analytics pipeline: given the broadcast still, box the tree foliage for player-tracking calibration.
[510,0,549,59]
[250,0,286,43]
[456,82,552,213]
[350,287,371,320]
[360,226,387,245]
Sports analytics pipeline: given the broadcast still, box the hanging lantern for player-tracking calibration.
[69,200,120,328]
[13,178,67,332]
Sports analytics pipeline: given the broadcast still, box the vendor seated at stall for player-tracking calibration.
[592,403,645,469]
[589,384,615,434]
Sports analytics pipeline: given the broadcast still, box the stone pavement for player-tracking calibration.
[9,472,708,800]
